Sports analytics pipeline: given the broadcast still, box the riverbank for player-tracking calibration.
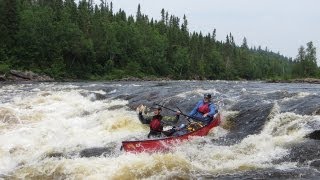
[2,70,320,84]
[267,78,320,84]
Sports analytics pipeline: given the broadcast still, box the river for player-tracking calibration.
[1,81,320,179]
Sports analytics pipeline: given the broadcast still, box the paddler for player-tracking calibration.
[137,105,180,138]
[187,93,217,125]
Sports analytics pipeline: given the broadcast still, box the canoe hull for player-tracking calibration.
[122,114,221,153]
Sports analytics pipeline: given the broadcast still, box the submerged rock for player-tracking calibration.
[45,147,116,159]
[80,92,107,101]
[221,103,274,144]
[277,140,320,165]
[310,160,320,170]
[107,105,125,110]
[305,130,320,140]
[79,147,114,157]
[280,95,320,115]
[46,152,64,158]
[208,167,320,179]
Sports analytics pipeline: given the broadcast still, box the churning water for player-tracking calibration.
[1,81,320,179]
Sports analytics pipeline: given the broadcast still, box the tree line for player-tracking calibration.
[0,0,319,80]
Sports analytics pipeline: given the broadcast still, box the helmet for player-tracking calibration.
[204,93,211,99]
[152,106,162,111]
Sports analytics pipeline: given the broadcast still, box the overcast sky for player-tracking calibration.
[94,0,320,64]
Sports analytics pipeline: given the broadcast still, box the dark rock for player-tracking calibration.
[39,92,51,96]
[10,70,36,80]
[7,70,54,82]
[279,140,320,164]
[310,160,320,168]
[265,90,296,100]
[0,74,6,81]
[267,78,320,84]
[81,110,91,116]
[145,91,160,101]
[79,147,113,157]
[107,105,125,110]
[115,94,137,100]
[293,78,320,84]
[305,130,320,140]
[222,103,274,144]
[280,95,320,115]
[46,152,64,158]
[80,92,107,101]
[208,168,320,179]
[117,76,171,81]
[120,76,141,81]
[94,93,107,100]
[0,174,9,179]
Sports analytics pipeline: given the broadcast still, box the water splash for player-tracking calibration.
[0,81,319,179]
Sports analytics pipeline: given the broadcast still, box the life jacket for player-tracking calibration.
[198,102,211,114]
[150,115,163,132]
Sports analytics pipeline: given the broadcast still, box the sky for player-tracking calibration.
[94,0,320,64]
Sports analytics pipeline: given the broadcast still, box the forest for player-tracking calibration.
[0,0,319,80]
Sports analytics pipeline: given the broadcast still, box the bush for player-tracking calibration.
[0,62,10,74]
[103,69,126,80]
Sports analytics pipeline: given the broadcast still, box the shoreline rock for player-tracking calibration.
[0,74,6,81]
[267,78,320,84]
[0,70,54,82]
[116,76,171,81]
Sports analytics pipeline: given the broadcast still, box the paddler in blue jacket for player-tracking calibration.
[188,93,217,124]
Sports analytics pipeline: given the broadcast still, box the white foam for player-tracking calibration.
[176,88,220,99]
[0,89,147,175]
[281,91,312,103]
[0,83,318,178]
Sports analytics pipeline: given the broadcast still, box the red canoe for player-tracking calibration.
[121,114,221,153]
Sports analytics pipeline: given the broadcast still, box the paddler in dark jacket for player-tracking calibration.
[138,105,180,138]
[188,93,217,124]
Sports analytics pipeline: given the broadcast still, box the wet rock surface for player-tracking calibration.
[305,130,320,140]
[208,168,320,179]
[79,147,114,157]
[45,147,116,159]
[0,74,6,81]
[279,95,320,115]
[310,160,320,170]
[46,152,64,158]
[1,70,54,82]
[219,103,274,145]
[267,78,320,84]
[281,140,320,164]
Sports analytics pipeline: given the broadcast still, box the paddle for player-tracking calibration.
[175,105,191,123]
[155,103,202,122]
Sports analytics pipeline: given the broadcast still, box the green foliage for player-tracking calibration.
[292,42,318,78]
[125,61,142,76]
[0,0,317,80]
[0,62,10,73]
[49,57,66,78]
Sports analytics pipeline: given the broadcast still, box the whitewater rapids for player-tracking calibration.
[0,81,320,179]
